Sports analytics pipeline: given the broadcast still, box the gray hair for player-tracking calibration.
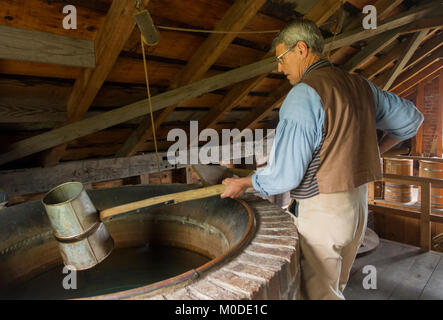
[272,19,324,55]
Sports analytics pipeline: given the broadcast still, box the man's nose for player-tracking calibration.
[277,62,283,73]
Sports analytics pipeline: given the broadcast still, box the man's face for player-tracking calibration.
[275,42,305,85]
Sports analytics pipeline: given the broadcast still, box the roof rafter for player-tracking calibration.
[383,30,430,90]
[39,0,150,166]
[186,0,344,148]
[115,0,268,158]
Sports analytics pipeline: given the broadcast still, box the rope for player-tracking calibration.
[141,34,163,182]
[157,25,280,34]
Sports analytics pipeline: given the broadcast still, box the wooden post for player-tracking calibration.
[420,182,431,251]
[139,174,150,185]
[368,182,375,203]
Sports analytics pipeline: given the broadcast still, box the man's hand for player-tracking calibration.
[220,176,253,199]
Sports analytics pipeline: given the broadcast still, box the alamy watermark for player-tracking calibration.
[362,265,377,290]
[167,121,276,166]
[62,5,77,30]
[362,5,377,30]
[62,265,77,290]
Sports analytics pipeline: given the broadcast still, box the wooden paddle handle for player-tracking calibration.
[100,184,226,220]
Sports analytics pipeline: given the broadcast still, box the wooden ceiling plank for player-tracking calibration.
[40,0,150,166]
[193,0,344,140]
[344,28,401,73]
[116,0,268,158]
[383,30,430,90]
[0,56,276,166]
[403,32,443,71]
[389,46,443,91]
[325,0,441,52]
[344,0,403,32]
[330,0,404,62]
[392,60,443,96]
[361,39,408,79]
[399,15,443,35]
[304,0,345,26]
[0,26,95,68]
[236,82,292,132]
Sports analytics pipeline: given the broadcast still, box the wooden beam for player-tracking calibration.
[399,15,443,35]
[0,25,95,68]
[392,60,443,96]
[324,0,441,52]
[362,33,443,80]
[329,0,403,62]
[304,0,346,26]
[236,82,293,132]
[40,0,150,166]
[116,0,268,158]
[389,48,443,91]
[193,0,343,140]
[0,56,276,166]
[343,0,403,32]
[383,30,430,90]
[421,182,431,251]
[343,28,401,73]
[0,152,177,197]
[406,33,443,71]
[361,39,407,79]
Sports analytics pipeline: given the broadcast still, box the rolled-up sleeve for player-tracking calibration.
[252,83,324,196]
[365,79,424,140]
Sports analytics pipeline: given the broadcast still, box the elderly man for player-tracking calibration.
[220,19,423,300]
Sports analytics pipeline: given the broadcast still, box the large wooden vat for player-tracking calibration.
[384,158,414,203]
[419,160,443,210]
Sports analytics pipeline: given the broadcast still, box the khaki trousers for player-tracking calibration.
[294,183,368,300]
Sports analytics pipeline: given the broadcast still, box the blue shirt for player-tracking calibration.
[252,79,424,196]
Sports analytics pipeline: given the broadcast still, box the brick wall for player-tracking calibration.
[422,76,440,155]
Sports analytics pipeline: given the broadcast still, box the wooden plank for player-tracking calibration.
[236,82,292,132]
[361,39,408,80]
[392,60,443,96]
[40,0,150,166]
[344,239,421,300]
[0,0,106,40]
[389,46,443,91]
[421,183,432,251]
[399,15,443,34]
[344,28,401,73]
[116,0,268,157]
[419,255,443,299]
[0,56,276,166]
[330,0,403,62]
[194,0,343,138]
[0,25,95,68]
[324,0,441,52]
[404,33,443,71]
[304,0,346,26]
[383,30,430,90]
[0,152,178,197]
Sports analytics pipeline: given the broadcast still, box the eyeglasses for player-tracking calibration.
[275,41,310,64]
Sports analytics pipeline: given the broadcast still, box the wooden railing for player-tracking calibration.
[368,156,443,251]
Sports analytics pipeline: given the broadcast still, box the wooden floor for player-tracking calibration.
[344,239,443,300]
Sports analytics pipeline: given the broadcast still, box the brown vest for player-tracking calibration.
[292,64,382,196]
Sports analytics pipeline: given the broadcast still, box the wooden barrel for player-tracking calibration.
[419,160,443,209]
[384,158,413,203]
